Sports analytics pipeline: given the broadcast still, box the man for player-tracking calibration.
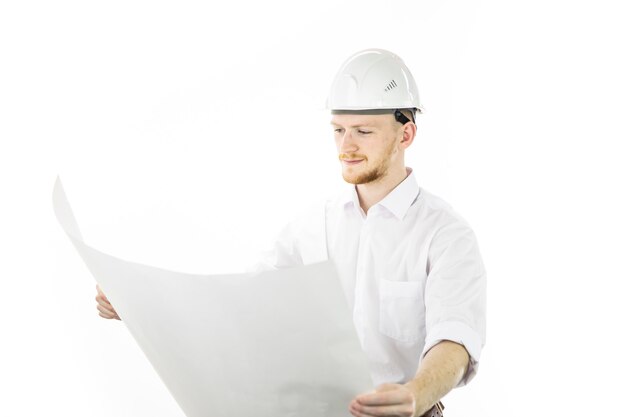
[96,48,486,417]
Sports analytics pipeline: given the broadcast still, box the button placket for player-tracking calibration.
[353,212,374,339]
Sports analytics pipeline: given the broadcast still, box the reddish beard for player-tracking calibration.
[339,136,396,185]
[339,153,391,185]
[344,165,386,184]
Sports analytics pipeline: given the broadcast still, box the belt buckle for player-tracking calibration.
[420,400,445,417]
[434,401,444,416]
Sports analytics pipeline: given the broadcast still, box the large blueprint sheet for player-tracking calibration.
[53,177,373,417]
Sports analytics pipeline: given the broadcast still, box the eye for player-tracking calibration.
[358,130,372,135]
[334,128,344,133]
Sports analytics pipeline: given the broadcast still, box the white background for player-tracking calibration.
[1,0,625,416]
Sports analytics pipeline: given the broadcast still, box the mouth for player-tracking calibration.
[341,159,365,166]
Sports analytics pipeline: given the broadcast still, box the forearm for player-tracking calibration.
[404,340,470,415]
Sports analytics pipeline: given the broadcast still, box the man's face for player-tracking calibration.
[331,113,403,185]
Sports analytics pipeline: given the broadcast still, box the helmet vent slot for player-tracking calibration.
[384,79,398,92]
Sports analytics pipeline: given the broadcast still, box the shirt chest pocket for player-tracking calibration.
[378,279,425,344]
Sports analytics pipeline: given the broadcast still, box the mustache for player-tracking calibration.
[338,154,368,161]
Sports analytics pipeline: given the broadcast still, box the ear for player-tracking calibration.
[399,122,416,149]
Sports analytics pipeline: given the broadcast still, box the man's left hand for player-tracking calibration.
[349,383,419,417]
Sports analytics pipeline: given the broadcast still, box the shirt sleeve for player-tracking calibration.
[422,220,487,386]
[245,220,304,274]
[245,201,328,274]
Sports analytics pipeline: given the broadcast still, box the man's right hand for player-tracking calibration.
[95,284,121,320]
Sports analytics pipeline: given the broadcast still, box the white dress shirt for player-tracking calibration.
[249,168,486,387]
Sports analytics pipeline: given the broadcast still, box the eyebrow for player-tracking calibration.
[330,122,376,128]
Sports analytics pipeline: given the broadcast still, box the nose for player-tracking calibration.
[337,130,358,154]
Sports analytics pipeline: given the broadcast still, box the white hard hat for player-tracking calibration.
[326,48,423,116]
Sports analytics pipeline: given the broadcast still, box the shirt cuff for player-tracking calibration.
[421,320,484,387]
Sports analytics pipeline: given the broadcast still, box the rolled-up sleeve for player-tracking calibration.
[422,221,487,386]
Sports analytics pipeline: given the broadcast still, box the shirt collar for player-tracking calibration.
[340,168,420,220]
[340,184,362,212]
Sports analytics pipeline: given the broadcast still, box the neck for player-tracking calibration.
[356,165,409,214]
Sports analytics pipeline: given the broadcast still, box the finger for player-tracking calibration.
[96,285,110,300]
[97,303,116,316]
[357,390,408,406]
[96,291,106,300]
[354,403,414,417]
[350,403,369,417]
[97,304,116,317]
[99,311,121,320]
[97,309,114,319]
[96,297,114,310]
[95,293,113,306]
[350,398,364,416]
